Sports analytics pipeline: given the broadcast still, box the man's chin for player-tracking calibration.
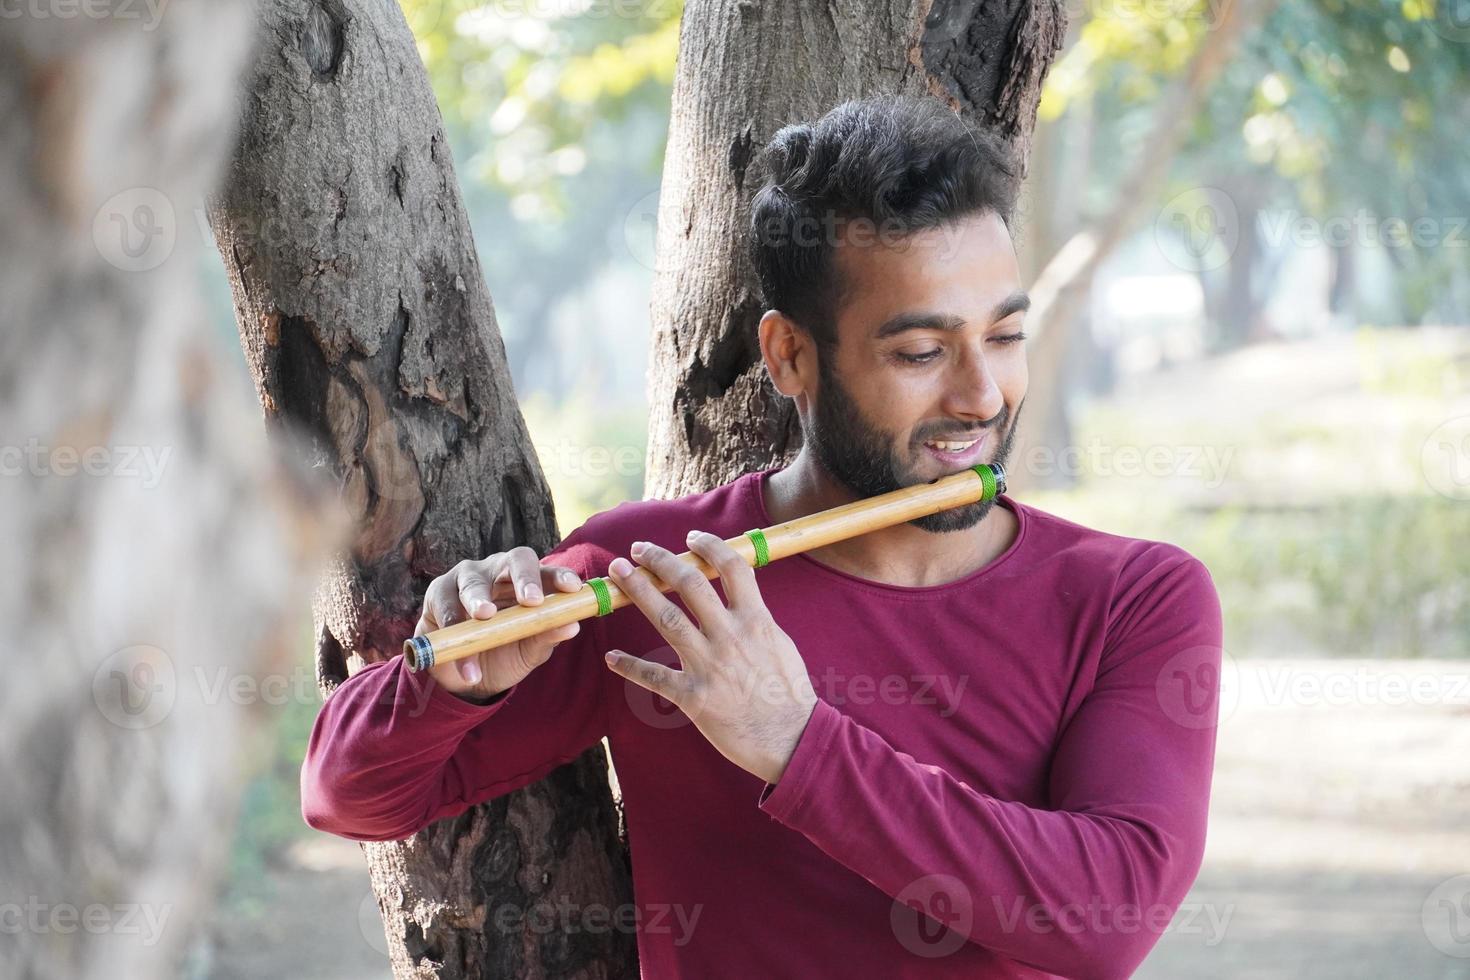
[909,497,993,534]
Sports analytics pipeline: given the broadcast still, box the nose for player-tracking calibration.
[941,339,1005,424]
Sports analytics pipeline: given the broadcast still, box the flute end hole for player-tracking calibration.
[404,635,433,672]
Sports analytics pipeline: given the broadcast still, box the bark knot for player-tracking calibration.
[302,1,345,79]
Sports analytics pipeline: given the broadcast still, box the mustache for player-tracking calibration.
[917,405,1010,443]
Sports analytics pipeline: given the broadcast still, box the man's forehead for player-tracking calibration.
[831,212,1022,331]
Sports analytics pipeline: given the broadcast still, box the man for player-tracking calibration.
[302,95,1223,979]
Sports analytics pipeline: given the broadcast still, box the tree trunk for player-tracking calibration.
[1,7,331,980]
[644,0,1067,499]
[1327,237,1356,323]
[1213,175,1266,351]
[206,0,633,976]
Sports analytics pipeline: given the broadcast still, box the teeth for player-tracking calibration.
[925,439,978,452]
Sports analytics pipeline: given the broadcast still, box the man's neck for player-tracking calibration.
[762,450,1019,589]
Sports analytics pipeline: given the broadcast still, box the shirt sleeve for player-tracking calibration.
[300,537,613,842]
[756,554,1224,980]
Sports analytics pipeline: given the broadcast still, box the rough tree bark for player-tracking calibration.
[207,0,633,977]
[644,0,1067,499]
[0,4,331,979]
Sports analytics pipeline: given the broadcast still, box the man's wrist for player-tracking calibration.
[759,697,819,784]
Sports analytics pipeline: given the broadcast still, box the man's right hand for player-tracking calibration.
[416,547,586,703]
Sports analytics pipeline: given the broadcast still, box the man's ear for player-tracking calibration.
[758,309,813,399]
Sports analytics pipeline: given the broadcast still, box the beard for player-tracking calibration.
[805,352,1021,533]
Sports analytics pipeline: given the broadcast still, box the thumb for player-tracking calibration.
[520,620,582,670]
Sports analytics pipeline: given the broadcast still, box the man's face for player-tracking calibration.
[803,210,1028,533]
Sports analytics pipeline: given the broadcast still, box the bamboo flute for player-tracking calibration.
[404,462,1005,671]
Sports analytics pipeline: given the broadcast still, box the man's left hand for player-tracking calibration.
[603,530,817,785]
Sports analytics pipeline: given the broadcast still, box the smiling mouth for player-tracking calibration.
[918,432,990,467]
[922,437,982,452]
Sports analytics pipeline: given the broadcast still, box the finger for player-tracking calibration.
[629,540,730,633]
[685,529,760,610]
[456,655,482,686]
[505,546,545,605]
[540,563,584,593]
[603,649,688,704]
[456,562,498,619]
[426,561,473,627]
[489,565,516,604]
[414,614,435,637]
[496,564,582,602]
[608,554,707,656]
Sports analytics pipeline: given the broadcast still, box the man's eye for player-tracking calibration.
[896,349,942,364]
[992,331,1028,345]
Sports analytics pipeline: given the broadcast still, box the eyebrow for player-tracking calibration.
[873,290,1031,340]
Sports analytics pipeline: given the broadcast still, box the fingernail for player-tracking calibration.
[686,529,699,542]
[472,600,493,617]
[525,586,542,601]
[630,541,647,557]
[459,658,482,684]
[561,571,578,583]
[609,557,632,577]
[604,650,620,666]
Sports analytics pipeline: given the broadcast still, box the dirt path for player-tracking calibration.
[205,835,388,980]
[1142,659,1470,979]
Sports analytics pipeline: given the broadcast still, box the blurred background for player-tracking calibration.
[191,0,1470,976]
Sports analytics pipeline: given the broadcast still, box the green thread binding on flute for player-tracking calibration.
[745,528,771,568]
[970,463,997,501]
[586,576,613,616]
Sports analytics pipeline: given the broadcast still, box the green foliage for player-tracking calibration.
[1182,497,1467,658]
[403,0,682,208]
[1212,0,1470,214]
[1355,323,1468,397]
[1047,0,1470,204]
[1034,488,1470,659]
[1041,0,1214,118]
[1043,0,1470,323]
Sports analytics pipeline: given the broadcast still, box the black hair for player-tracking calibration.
[748,94,1018,351]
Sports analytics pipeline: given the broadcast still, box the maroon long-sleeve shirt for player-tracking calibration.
[301,466,1224,979]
